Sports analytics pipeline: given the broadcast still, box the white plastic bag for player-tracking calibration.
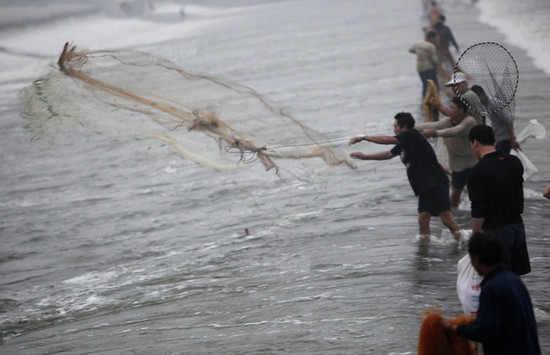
[456,254,483,314]
[516,119,546,144]
[511,149,539,181]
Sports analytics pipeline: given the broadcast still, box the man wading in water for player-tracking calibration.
[349,112,463,241]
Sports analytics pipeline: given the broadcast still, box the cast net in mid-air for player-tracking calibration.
[22,43,355,172]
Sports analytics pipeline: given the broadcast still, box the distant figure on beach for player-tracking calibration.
[349,112,462,241]
[409,31,439,100]
[468,125,531,275]
[434,15,459,68]
[429,1,442,28]
[416,97,477,208]
[439,72,484,125]
[422,0,431,16]
[471,85,519,154]
[442,230,541,355]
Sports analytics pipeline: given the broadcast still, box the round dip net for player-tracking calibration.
[453,41,519,116]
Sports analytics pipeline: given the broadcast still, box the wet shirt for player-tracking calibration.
[468,150,524,228]
[390,129,448,196]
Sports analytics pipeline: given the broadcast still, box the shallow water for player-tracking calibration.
[1,0,549,353]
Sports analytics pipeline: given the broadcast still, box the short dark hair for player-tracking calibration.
[469,124,495,145]
[468,230,503,266]
[451,96,469,112]
[394,112,415,130]
[470,85,485,96]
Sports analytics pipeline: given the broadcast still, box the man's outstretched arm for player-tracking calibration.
[349,135,399,145]
[350,150,395,161]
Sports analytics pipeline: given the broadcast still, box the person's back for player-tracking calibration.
[468,151,523,228]
[468,125,530,276]
[393,129,448,196]
[462,266,540,354]
[449,230,541,355]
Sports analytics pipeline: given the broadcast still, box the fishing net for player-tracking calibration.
[22,42,355,172]
[423,79,440,122]
[453,41,519,116]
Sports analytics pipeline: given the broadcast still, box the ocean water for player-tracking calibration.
[0,0,549,354]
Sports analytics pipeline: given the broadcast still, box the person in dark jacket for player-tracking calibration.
[468,124,531,275]
[442,230,540,355]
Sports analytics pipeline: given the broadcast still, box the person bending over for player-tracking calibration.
[349,112,462,240]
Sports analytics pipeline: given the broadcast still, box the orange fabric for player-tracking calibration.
[423,79,441,122]
[418,312,476,355]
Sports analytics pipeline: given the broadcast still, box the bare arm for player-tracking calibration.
[349,135,399,146]
[507,124,520,151]
[416,119,449,138]
[543,183,550,200]
[472,217,485,233]
[436,117,476,138]
[350,150,395,161]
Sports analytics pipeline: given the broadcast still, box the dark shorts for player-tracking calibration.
[451,168,473,190]
[418,185,451,216]
[489,222,531,276]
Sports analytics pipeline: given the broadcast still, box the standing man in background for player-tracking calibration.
[409,30,439,100]
[434,14,459,68]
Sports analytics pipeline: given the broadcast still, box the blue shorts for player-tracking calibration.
[451,168,473,190]
[418,185,451,216]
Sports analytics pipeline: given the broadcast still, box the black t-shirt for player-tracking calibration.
[390,129,448,196]
[468,151,524,228]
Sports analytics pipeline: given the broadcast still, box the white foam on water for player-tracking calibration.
[476,0,550,77]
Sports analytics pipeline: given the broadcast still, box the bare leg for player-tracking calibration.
[450,187,463,209]
[418,211,432,236]
[439,210,463,241]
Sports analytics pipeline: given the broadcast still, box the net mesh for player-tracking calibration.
[22,43,355,172]
[454,41,519,116]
